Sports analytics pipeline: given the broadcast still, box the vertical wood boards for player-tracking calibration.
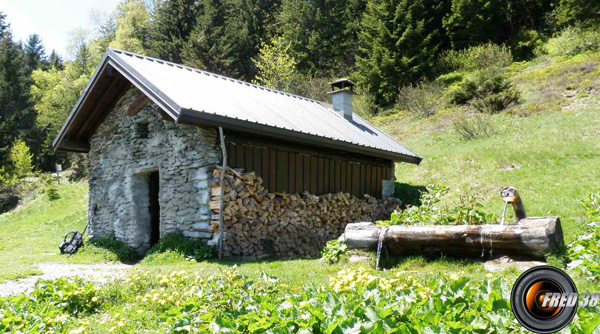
[224,138,394,198]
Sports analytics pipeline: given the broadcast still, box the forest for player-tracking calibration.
[0,0,597,182]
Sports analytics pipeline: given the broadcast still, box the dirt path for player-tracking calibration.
[0,263,132,297]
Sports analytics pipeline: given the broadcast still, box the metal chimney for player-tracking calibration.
[328,78,354,120]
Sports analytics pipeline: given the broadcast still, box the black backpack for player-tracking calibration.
[59,229,85,255]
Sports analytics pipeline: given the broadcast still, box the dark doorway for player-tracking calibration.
[148,171,160,246]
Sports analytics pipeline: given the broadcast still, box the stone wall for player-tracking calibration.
[88,89,220,252]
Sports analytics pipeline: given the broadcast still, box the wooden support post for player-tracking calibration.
[217,127,227,259]
[55,163,62,185]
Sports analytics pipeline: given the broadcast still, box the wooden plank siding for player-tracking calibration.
[224,135,394,198]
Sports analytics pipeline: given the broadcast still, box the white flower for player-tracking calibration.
[279,300,293,310]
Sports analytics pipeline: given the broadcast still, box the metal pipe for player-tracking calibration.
[217,127,227,259]
[500,186,526,223]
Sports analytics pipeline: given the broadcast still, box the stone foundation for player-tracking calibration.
[88,89,220,252]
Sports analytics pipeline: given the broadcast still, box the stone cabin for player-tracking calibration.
[53,49,421,254]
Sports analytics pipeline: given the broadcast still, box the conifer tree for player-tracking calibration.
[183,0,235,76]
[182,0,279,80]
[48,50,63,70]
[280,0,366,76]
[150,0,199,63]
[24,34,47,75]
[443,0,508,49]
[0,12,32,168]
[356,0,448,107]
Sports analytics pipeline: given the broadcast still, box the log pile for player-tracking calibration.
[209,166,401,258]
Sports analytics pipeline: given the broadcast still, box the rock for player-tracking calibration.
[483,256,546,272]
[349,255,371,263]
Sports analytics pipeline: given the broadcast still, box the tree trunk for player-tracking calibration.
[344,217,563,259]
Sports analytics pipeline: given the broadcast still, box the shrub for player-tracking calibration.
[39,173,60,200]
[453,193,493,225]
[321,238,348,264]
[143,231,213,264]
[289,75,332,103]
[450,71,520,113]
[553,0,600,28]
[0,184,19,214]
[398,82,445,118]
[568,192,600,281]
[510,28,544,60]
[8,138,33,179]
[0,166,15,187]
[351,88,378,119]
[379,184,494,225]
[68,153,89,180]
[252,36,298,92]
[438,43,512,73]
[538,26,600,57]
[434,71,464,88]
[0,278,99,332]
[453,113,496,140]
[80,235,139,263]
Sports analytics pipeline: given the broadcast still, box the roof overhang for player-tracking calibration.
[53,50,181,152]
[177,109,422,164]
[54,49,422,165]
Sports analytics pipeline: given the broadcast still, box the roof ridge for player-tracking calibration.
[108,48,325,105]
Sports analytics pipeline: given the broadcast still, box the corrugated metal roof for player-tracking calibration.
[55,48,421,163]
[108,49,420,163]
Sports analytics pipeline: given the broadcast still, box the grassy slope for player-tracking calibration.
[379,54,600,243]
[0,181,91,282]
[0,53,598,289]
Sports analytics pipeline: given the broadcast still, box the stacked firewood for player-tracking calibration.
[209,166,401,258]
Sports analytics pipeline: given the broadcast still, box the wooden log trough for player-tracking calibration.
[344,217,564,260]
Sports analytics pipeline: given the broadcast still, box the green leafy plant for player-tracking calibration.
[398,81,446,118]
[2,264,599,332]
[453,113,497,140]
[453,193,493,225]
[438,43,512,73]
[142,231,214,264]
[321,238,348,264]
[7,138,33,180]
[538,26,600,57]
[380,184,494,225]
[252,36,298,92]
[39,173,60,200]
[80,235,139,263]
[568,192,600,281]
[0,278,99,332]
[510,28,544,60]
[450,71,520,113]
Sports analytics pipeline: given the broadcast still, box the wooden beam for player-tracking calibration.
[61,139,90,152]
[105,65,117,77]
[76,76,127,137]
[127,94,151,116]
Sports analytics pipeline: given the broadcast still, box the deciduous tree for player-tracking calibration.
[252,36,298,91]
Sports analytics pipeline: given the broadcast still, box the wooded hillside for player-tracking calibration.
[0,0,598,181]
